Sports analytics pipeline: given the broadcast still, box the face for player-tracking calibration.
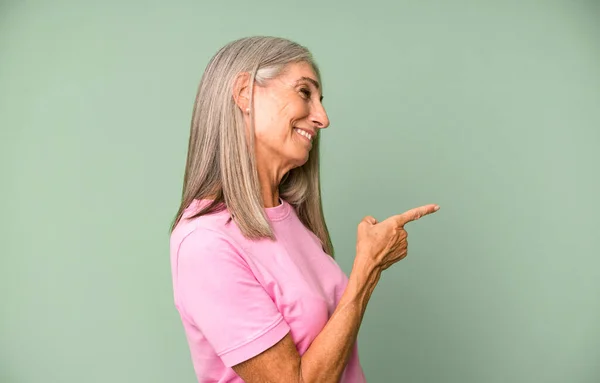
[249,61,330,173]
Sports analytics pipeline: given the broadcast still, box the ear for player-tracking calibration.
[232,72,251,113]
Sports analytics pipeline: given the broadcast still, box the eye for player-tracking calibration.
[299,87,311,99]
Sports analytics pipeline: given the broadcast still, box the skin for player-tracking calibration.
[233,61,329,207]
[231,62,440,382]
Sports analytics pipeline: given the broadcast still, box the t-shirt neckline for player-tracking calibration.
[264,198,290,221]
[191,197,291,222]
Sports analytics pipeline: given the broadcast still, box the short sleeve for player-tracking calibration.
[175,228,290,367]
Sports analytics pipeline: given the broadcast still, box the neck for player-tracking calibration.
[256,153,290,208]
[258,169,283,208]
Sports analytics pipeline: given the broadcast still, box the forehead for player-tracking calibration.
[279,61,320,86]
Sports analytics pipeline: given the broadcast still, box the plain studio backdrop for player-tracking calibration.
[1,1,599,382]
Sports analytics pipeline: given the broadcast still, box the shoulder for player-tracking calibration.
[170,219,254,304]
[170,201,251,268]
[172,223,247,265]
[171,199,239,243]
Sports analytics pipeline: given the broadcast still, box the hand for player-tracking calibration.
[355,204,440,272]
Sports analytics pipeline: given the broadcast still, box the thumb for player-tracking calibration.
[362,216,378,225]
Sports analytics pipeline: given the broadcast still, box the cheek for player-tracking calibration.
[252,115,285,148]
[254,94,284,129]
[282,98,309,119]
[252,92,309,147]
[254,105,295,141]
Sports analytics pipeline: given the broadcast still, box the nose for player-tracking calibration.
[311,102,330,129]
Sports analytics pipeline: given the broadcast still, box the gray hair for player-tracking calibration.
[171,36,334,257]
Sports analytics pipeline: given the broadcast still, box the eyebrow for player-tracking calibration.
[295,76,324,101]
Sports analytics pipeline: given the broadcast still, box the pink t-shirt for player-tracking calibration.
[170,198,366,382]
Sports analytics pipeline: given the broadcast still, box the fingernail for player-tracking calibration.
[434,205,440,211]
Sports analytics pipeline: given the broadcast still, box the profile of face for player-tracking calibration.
[237,61,330,176]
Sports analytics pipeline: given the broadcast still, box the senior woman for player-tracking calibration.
[170,36,439,382]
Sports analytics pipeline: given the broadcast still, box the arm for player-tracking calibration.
[233,258,380,383]
[233,204,440,382]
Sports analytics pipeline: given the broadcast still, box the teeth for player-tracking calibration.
[295,128,312,141]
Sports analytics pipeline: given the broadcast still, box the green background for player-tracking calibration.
[2,1,599,382]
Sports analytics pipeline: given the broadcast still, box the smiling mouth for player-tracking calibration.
[294,128,313,142]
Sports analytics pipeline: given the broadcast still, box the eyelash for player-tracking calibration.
[300,87,311,99]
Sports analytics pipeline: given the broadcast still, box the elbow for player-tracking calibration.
[297,360,306,383]
[297,360,337,383]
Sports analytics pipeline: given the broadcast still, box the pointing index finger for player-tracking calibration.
[395,204,440,226]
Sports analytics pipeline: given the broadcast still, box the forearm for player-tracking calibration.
[299,259,380,383]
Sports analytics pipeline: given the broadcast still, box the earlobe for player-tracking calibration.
[232,72,251,113]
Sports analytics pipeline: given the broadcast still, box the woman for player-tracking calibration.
[170,36,439,383]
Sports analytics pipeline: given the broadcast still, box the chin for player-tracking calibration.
[290,153,310,167]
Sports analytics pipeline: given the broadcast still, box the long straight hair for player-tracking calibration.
[171,36,334,257]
